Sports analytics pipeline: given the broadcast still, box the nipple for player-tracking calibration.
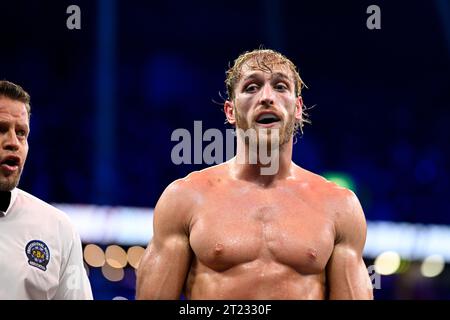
[214,243,224,254]
[307,248,318,260]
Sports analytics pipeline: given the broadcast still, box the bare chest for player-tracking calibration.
[189,190,336,274]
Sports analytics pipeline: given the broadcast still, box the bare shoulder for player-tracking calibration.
[294,166,356,202]
[163,163,226,194]
[155,163,229,226]
[294,165,366,226]
[168,162,229,196]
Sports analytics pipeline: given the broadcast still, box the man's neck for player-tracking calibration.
[230,137,294,186]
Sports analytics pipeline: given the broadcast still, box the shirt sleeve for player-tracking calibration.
[53,228,93,300]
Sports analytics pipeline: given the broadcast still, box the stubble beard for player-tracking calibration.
[234,108,296,149]
[0,169,23,192]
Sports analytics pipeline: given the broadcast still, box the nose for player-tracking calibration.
[259,83,275,107]
[3,130,20,152]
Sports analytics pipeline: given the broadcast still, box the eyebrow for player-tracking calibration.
[242,72,293,83]
[271,72,292,82]
[0,120,29,129]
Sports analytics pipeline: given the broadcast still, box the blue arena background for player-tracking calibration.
[0,0,449,300]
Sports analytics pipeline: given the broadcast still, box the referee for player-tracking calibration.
[0,80,93,299]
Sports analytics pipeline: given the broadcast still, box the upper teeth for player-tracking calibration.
[258,114,278,121]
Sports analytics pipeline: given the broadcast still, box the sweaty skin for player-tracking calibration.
[136,54,373,300]
[136,162,373,299]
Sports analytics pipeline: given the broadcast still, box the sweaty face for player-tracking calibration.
[0,97,29,192]
[232,62,301,147]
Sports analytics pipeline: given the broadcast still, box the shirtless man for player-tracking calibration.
[136,49,373,300]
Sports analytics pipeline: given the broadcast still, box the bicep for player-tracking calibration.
[136,232,192,299]
[327,191,373,300]
[136,181,194,299]
[327,244,373,299]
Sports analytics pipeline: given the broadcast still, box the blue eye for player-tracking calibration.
[275,83,288,91]
[245,84,259,93]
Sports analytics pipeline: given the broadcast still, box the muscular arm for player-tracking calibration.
[136,180,194,299]
[326,190,373,300]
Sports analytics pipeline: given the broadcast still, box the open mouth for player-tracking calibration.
[1,156,20,169]
[255,113,281,125]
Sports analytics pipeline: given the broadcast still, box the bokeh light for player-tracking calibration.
[101,264,125,282]
[421,254,445,278]
[127,246,145,269]
[374,251,401,275]
[105,245,128,268]
[84,244,105,267]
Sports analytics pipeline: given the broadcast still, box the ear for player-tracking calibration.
[295,96,303,122]
[224,100,236,125]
